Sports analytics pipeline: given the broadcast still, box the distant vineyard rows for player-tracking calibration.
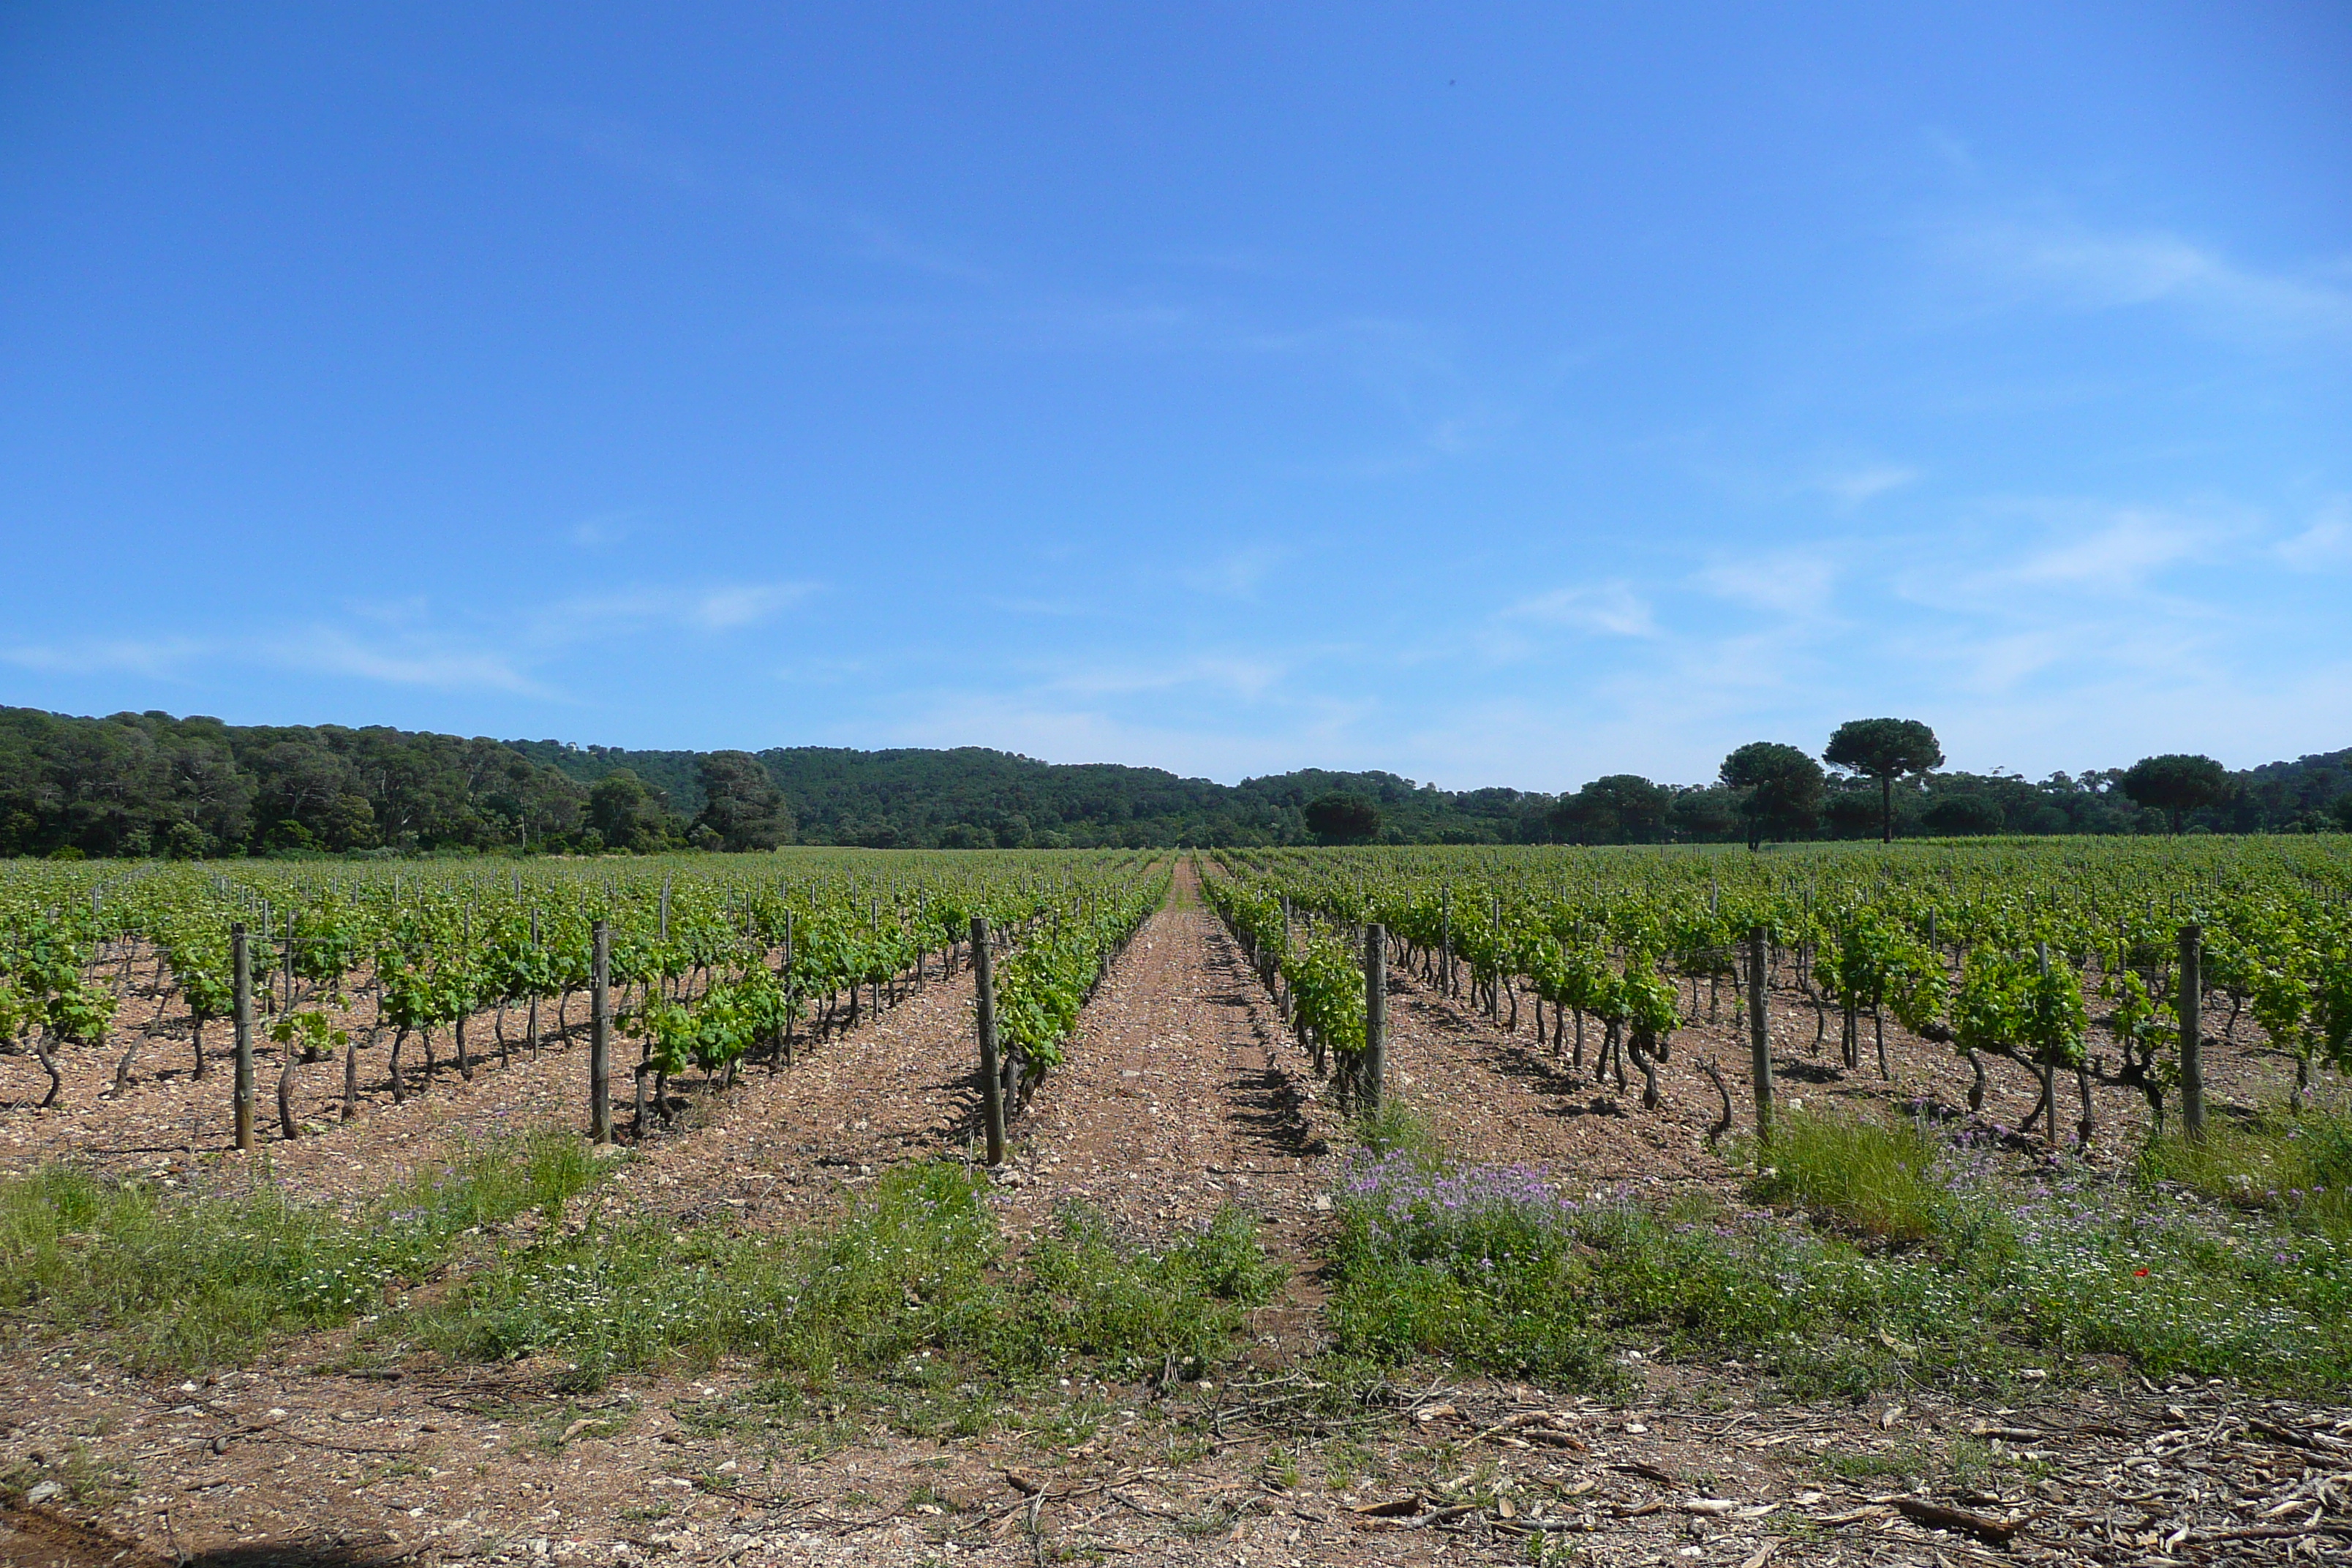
[0,850,1167,1132]
[1205,837,2352,1137]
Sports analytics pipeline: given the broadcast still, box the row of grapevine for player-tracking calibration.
[989,867,1169,1111]
[0,851,1166,1146]
[1210,837,2352,1142]
[1198,872,1368,1098]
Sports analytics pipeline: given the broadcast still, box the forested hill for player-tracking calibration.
[1,704,2346,857]
[510,740,2352,849]
[502,740,1524,849]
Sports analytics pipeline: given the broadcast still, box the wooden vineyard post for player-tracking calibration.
[2179,923,2204,1142]
[1362,923,1387,1115]
[972,916,1006,1167]
[1440,887,1453,997]
[781,910,796,1068]
[456,910,473,1080]
[1278,897,1292,1017]
[276,939,301,1144]
[589,920,613,1144]
[342,1003,359,1123]
[231,922,254,1151]
[527,908,540,1059]
[1489,896,1503,1019]
[1747,925,1774,1145]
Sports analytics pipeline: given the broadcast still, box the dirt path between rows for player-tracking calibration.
[984,864,1346,1364]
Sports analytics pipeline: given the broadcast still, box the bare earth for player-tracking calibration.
[3,863,2348,1566]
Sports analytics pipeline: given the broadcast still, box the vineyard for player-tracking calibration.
[1207,836,2352,1150]
[3,837,2352,1565]
[0,850,1165,1164]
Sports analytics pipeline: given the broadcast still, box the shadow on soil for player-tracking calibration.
[1199,940,1330,1160]
[182,1549,396,1568]
[1224,1065,1327,1158]
[1401,995,1643,1123]
[2,1507,400,1568]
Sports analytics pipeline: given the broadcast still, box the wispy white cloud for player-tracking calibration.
[921,480,2347,788]
[1179,545,1288,600]
[769,656,869,685]
[1396,619,1851,788]
[1240,317,1507,478]
[570,513,633,551]
[1924,656,2352,777]
[18,579,822,700]
[1944,627,2076,693]
[1816,464,1920,506]
[263,627,550,697]
[1041,654,1289,703]
[537,581,818,641]
[1938,212,2352,343]
[691,584,813,630]
[2279,497,2352,571]
[2,614,551,698]
[2002,508,2217,592]
[1501,581,1656,638]
[1695,551,1839,619]
[1856,491,2340,761]
[0,638,207,679]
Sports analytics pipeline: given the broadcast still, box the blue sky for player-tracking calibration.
[2,4,2347,788]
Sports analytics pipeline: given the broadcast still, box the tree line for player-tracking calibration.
[0,704,2345,859]
[1534,723,2352,850]
[0,709,789,859]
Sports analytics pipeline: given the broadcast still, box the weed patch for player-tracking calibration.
[1325,1111,2352,1398]
[1353,1098,1441,1164]
[2140,1108,2352,1243]
[1745,1110,1953,1245]
[387,1161,1277,1398]
[1814,1443,1927,1483]
[0,1131,611,1375]
[0,1442,135,1509]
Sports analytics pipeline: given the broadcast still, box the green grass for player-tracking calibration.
[1326,1108,2352,1399]
[2140,1107,2352,1243]
[0,1131,609,1375]
[0,1441,137,1508]
[1745,1109,1956,1246]
[1354,1098,1442,1164]
[1814,1443,1927,1483]
[1022,1200,1280,1378]
[5,1143,1280,1433]
[388,1160,1278,1395]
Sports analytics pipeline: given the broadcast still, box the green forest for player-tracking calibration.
[1,704,2346,859]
